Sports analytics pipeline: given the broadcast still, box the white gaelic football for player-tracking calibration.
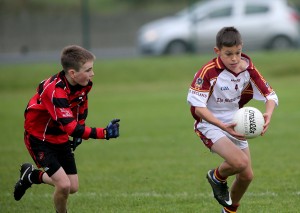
[233,107,265,139]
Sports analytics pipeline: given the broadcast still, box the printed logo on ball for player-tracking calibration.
[248,110,257,134]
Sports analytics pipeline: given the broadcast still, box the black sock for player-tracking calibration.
[29,169,44,184]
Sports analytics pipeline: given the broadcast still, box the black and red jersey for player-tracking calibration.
[24,71,105,144]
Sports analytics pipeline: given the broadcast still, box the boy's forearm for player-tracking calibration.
[265,99,276,115]
[195,107,226,130]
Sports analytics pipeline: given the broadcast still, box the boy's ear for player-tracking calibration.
[67,69,76,78]
[214,47,220,55]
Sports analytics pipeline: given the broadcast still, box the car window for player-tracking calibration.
[208,7,233,19]
[176,1,211,17]
[245,5,269,15]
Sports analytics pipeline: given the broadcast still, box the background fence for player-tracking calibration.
[1,0,299,59]
[0,0,192,56]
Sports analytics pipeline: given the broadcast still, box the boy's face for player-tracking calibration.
[69,60,94,86]
[214,44,243,72]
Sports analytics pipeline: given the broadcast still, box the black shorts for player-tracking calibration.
[24,132,77,177]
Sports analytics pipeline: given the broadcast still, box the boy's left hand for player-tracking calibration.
[261,112,272,135]
[105,119,120,140]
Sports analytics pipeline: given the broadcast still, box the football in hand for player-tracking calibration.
[232,107,265,139]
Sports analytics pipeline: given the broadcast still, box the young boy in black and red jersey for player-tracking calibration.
[13,45,120,213]
[187,27,278,212]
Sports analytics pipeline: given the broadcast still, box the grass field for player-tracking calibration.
[1,50,300,212]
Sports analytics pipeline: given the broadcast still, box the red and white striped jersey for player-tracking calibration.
[24,71,105,144]
[187,53,278,125]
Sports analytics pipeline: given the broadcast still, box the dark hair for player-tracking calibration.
[216,27,242,49]
[61,45,95,72]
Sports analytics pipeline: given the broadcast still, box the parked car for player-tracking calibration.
[137,0,300,55]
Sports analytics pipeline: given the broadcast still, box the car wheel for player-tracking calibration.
[268,36,293,50]
[165,40,189,55]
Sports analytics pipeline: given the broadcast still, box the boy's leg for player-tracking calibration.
[67,174,79,194]
[15,166,78,213]
[208,137,250,208]
[40,170,78,193]
[48,167,73,213]
[211,137,249,177]
[37,144,78,213]
[17,133,78,213]
[220,149,253,212]
[230,147,253,205]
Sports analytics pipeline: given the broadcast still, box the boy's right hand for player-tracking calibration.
[70,137,82,151]
[224,123,246,140]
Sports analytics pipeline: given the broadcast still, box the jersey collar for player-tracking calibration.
[215,53,254,71]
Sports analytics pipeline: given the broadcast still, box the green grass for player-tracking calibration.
[1,50,300,212]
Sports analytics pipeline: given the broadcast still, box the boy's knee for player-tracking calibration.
[232,156,249,172]
[240,170,254,182]
[69,185,79,194]
[56,181,71,195]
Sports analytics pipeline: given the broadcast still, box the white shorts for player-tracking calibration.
[195,123,248,150]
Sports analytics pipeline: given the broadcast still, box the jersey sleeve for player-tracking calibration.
[187,64,213,107]
[249,67,279,106]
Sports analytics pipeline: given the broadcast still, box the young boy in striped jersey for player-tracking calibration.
[14,45,120,213]
[187,27,278,212]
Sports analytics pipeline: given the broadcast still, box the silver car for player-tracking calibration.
[137,0,300,55]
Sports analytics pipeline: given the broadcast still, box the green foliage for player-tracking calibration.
[1,0,298,14]
[0,0,190,13]
[0,50,299,212]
